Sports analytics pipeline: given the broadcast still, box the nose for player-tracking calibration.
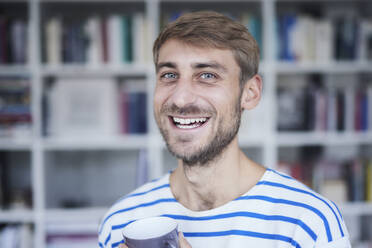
[169,80,197,108]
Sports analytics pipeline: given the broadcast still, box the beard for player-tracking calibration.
[156,98,242,167]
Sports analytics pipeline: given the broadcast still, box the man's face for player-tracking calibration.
[154,39,242,166]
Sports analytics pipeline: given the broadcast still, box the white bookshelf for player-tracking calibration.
[0,0,371,247]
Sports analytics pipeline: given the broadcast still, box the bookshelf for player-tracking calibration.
[0,0,371,247]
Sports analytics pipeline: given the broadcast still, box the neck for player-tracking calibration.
[170,137,266,211]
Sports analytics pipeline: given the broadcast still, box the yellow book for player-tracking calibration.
[366,160,372,202]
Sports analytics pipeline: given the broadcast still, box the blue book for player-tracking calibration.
[128,92,147,134]
[279,14,297,61]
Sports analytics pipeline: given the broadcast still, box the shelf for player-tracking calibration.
[340,202,372,216]
[0,65,30,77]
[0,209,34,223]
[277,131,372,146]
[161,0,262,2]
[276,61,372,74]
[41,64,150,78]
[42,135,149,150]
[0,138,32,150]
[40,0,143,2]
[46,207,107,223]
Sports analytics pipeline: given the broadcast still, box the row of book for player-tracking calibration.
[277,13,372,62]
[0,17,28,64]
[43,78,147,137]
[278,157,372,203]
[0,151,32,210]
[44,13,148,66]
[0,78,32,138]
[0,224,33,248]
[119,83,147,134]
[277,74,372,132]
[46,223,97,248]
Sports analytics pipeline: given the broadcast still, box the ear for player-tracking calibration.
[240,74,262,110]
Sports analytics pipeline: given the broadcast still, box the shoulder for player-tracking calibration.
[254,168,350,245]
[98,174,172,247]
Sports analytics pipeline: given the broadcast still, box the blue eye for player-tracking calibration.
[161,72,178,79]
[200,73,216,79]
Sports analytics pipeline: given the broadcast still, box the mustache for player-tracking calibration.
[161,103,215,116]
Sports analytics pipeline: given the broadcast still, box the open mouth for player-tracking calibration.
[170,116,209,129]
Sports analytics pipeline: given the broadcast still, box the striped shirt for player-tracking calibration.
[98,168,351,248]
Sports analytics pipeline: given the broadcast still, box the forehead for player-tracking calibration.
[157,39,239,70]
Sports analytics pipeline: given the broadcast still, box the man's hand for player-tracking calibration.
[118,232,192,248]
[178,232,192,248]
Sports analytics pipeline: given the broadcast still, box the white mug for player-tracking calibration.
[122,216,179,248]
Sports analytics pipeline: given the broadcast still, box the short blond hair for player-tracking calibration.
[153,11,260,87]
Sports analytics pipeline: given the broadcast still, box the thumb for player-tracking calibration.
[179,232,192,248]
[118,243,128,248]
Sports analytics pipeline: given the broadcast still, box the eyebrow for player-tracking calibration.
[156,61,228,73]
[156,62,177,72]
[191,61,228,73]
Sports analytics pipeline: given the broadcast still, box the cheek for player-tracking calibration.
[153,87,165,111]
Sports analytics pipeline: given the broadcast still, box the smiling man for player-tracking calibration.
[99,11,351,248]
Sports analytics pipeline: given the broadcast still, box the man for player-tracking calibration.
[99,11,351,248]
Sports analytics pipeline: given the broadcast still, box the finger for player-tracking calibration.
[118,243,128,248]
[179,232,192,248]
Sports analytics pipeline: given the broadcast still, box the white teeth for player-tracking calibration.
[177,124,199,129]
[172,117,207,127]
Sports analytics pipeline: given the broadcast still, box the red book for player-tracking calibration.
[354,89,362,131]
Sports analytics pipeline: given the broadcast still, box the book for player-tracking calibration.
[315,19,333,63]
[100,16,108,63]
[48,78,118,137]
[0,17,9,63]
[10,19,28,64]
[277,75,307,130]
[278,14,297,61]
[62,19,87,63]
[0,78,32,138]
[359,19,372,61]
[132,12,148,64]
[366,160,372,202]
[46,17,62,65]
[292,15,316,62]
[368,84,372,132]
[334,14,358,60]
[85,16,103,67]
[121,15,133,63]
[119,79,147,134]
[108,15,123,66]
[346,159,365,202]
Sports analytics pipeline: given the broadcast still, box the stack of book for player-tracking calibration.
[43,78,147,137]
[47,223,97,248]
[277,74,372,132]
[278,157,372,203]
[277,13,372,62]
[0,224,33,248]
[119,79,147,135]
[44,13,148,66]
[0,78,32,138]
[0,17,28,64]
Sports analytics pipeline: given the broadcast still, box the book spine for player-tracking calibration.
[108,15,122,66]
[101,16,108,64]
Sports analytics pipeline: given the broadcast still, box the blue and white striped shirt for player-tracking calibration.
[98,168,351,248]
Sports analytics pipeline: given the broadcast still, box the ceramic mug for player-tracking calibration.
[122,216,179,248]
